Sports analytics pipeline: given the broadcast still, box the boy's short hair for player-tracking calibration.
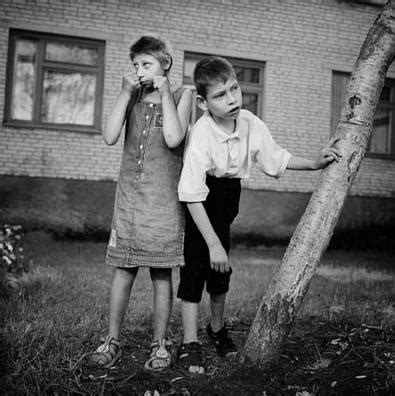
[129,35,173,72]
[193,56,237,98]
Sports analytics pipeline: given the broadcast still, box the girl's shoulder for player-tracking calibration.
[170,84,191,104]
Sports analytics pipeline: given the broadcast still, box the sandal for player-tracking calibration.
[177,342,205,374]
[144,339,173,371]
[90,335,122,368]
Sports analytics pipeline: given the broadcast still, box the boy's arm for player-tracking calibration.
[103,74,138,146]
[153,77,193,148]
[187,202,230,273]
[287,137,341,170]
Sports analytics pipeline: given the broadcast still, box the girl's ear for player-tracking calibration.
[162,55,172,72]
[196,95,208,112]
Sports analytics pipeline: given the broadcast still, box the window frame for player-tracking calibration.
[331,70,395,160]
[4,29,105,133]
[183,52,265,121]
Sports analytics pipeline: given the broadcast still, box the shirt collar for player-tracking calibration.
[205,112,240,143]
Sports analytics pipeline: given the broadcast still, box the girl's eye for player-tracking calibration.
[231,84,239,91]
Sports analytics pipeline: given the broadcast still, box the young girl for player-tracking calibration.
[90,35,192,370]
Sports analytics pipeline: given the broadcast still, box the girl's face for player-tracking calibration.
[132,53,165,89]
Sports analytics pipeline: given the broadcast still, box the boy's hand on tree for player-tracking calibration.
[153,76,171,98]
[121,73,140,94]
[209,243,230,273]
[315,137,342,169]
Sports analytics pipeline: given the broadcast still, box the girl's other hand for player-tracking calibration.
[153,76,171,98]
[121,72,140,94]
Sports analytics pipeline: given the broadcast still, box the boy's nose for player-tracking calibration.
[227,92,236,104]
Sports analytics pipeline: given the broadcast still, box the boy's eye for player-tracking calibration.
[231,84,239,91]
[213,92,225,99]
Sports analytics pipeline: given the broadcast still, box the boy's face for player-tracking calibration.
[132,53,167,89]
[197,78,242,125]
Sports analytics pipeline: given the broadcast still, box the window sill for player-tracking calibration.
[2,121,102,135]
[366,152,395,160]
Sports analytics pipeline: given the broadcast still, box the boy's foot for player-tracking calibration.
[206,323,238,357]
[177,342,205,374]
[90,335,122,368]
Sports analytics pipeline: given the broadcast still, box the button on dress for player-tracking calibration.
[106,87,186,268]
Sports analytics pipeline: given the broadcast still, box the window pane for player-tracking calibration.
[234,66,260,83]
[11,39,37,120]
[370,108,391,154]
[41,70,96,125]
[45,42,98,65]
[380,86,391,102]
[184,58,197,83]
[242,92,258,115]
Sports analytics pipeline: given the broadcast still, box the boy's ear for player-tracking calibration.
[196,95,208,112]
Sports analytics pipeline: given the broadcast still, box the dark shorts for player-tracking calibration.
[177,175,241,303]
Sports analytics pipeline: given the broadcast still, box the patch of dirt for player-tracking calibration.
[79,321,394,395]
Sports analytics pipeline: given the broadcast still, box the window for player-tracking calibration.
[331,71,395,157]
[4,29,105,132]
[183,53,264,123]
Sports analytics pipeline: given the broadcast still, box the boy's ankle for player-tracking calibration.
[209,321,224,333]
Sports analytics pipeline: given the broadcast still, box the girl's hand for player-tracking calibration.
[209,243,230,273]
[314,137,342,169]
[121,72,140,94]
[153,76,171,98]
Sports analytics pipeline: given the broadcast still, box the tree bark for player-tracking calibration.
[243,1,395,365]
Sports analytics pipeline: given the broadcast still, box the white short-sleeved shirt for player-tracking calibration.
[178,109,292,202]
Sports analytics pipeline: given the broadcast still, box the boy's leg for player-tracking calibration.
[109,266,138,339]
[181,299,199,343]
[150,267,172,341]
[209,292,226,332]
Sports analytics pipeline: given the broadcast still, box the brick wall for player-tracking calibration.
[1,0,394,197]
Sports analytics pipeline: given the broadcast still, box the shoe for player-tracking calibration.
[206,323,237,357]
[177,342,205,374]
[90,335,122,368]
[144,339,173,371]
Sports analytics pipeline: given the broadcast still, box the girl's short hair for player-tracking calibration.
[129,35,173,72]
[193,56,237,98]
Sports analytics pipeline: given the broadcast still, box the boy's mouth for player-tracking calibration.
[227,106,240,115]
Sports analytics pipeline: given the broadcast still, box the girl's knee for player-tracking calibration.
[114,266,138,280]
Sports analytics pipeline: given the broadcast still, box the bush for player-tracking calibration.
[0,225,29,297]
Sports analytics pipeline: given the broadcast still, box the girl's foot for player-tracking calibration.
[178,342,205,374]
[144,339,173,371]
[90,335,122,368]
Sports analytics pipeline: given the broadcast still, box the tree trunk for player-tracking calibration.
[243,2,395,365]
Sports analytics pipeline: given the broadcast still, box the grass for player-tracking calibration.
[1,232,394,395]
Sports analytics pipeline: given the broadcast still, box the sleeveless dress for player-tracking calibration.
[106,86,186,268]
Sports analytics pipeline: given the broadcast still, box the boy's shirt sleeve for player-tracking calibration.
[178,130,211,202]
[252,115,292,178]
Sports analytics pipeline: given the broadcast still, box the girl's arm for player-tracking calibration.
[287,137,341,170]
[153,77,193,148]
[186,202,230,273]
[103,74,139,146]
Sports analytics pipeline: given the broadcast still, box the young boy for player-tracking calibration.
[176,56,341,374]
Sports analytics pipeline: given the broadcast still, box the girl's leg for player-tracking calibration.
[91,266,138,367]
[108,266,138,339]
[150,267,172,340]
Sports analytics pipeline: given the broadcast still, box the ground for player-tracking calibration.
[0,231,394,395]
